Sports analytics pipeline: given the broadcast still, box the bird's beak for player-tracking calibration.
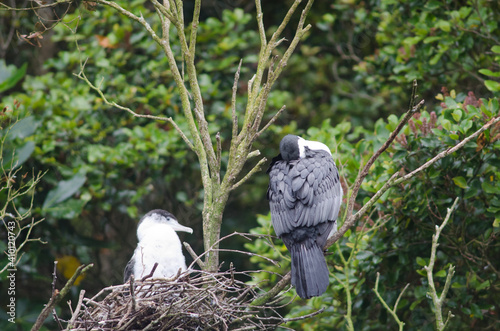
[170,221,193,234]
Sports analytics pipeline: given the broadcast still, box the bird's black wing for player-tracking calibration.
[123,256,134,283]
[268,150,342,238]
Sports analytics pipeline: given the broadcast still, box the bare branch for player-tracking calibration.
[283,307,325,322]
[373,272,408,331]
[184,242,205,269]
[31,264,94,331]
[0,0,73,11]
[150,0,176,23]
[344,81,423,230]
[231,157,268,191]
[394,115,500,185]
[251,272,291,307]
[74,65,195,151]
[424,198,459,331]
[67,290,86,329]
[256,105,286,138]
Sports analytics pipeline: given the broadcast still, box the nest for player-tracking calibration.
[65,268,308,330]
[63,233,325,330]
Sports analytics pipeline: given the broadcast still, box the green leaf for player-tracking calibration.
[453,176,468,189]
[442,119,451,131]
[429,52,443,65]
[1,141,35,169]
[482,181,499,194]
[436,20,451,32]
[416,269,427,276]
[479,69,500,78]
[410,298,423,310]
[7,116,38,140]
[435,269,447,277]
[460,120,473,134]
[492,45,500,54]
[452,109,462,122]
[43,199,86,219]
[423,36,442,44]
[484,80,500,92]
[452,282,465,289]
[449,133,459,140]
[0,62,28,93]
[416,256,427,267]
[42,173,87,210]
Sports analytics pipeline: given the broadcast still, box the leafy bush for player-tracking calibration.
[247,90,500,330]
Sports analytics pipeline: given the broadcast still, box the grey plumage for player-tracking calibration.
[267,134,343,299]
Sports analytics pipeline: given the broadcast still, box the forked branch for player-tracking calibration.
[425,198,459,331]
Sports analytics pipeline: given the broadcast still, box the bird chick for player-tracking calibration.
[124,209,193,282]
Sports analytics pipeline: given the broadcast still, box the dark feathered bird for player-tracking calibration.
[267,134,343,299]
[123,209,193,283]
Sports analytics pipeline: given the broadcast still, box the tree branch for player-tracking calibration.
[251,272,291,306]
[0,0,73,11]
[73,65,195,151]
[344,81,423,230]
[31,264,93,331]
[424,198,458,331]
[231,157,268,191]
[256,105,286,138]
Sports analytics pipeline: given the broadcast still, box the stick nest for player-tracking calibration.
[66,268,295,330]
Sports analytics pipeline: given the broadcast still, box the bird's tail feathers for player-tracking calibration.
[290,241,329,299]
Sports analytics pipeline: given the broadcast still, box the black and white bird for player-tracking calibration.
[123,209,193,283]
[267,134,343,299]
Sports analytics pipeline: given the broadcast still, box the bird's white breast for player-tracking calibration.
[132,224,187,279]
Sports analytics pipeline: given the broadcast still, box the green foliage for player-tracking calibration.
[480,45,500,92]
[0,4,264,329]
[247,90,500,330]
[0,61,27,94]
[1,0,499,329]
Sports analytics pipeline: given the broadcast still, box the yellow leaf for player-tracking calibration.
[56,255,85,286]
[450,89,456,98]
[435,93,444,101]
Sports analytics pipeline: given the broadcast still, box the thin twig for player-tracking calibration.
[31,264,94,331]
[0,0,73,11]
[130,275,137,312]
[283,307,325,322]
[231,157,267,191]
[73,66,195,152]
[394,115,500,185]
[373,272,408,331]
[141,262,159,281]
[184,242,205,269]
[344,81,423,231]
[251,272,291,306]
[68,290,86,328]
[256,105,286,138]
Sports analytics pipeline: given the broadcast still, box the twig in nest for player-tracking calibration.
[141,262,159,281]
[67,290,86,329]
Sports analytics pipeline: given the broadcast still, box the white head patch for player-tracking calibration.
[297,137,332,158]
